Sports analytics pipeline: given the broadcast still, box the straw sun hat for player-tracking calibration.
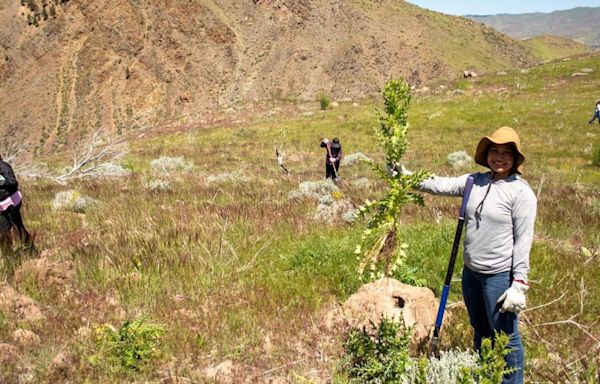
[474,126,525,174]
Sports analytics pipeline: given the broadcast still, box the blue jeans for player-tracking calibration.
[462,267,524,384]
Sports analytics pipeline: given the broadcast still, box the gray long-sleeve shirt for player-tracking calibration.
[419,172,537,282]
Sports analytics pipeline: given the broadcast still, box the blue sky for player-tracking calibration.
[406,1,600,16]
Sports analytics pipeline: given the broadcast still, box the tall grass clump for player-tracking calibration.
[354,78,431,282]
[592,143,600,166]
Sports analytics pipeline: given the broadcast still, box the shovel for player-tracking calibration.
[430,175,475,356]
[325,145,341,182]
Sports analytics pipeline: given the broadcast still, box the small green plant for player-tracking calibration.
[318,93,331,110]
[91,317,165,372]
[343,317,412,383]
[592,143,600,166]
[456,79,471,90]
[458,333,514,384]
[355,78,431,281]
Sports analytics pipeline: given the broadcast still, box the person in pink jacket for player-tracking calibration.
[0,155,31,248]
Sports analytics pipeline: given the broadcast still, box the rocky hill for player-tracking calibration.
[0,0,539,154]
[468,7,600,49]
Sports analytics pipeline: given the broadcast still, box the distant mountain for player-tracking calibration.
[468,7,600,49]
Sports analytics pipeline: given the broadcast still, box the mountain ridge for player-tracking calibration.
[1,0,541,154]
[467,7,600,49]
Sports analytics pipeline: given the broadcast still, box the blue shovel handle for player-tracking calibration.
[433,175,475,334]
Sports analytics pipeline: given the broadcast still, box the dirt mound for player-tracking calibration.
[324,278,437,351]
[14,252,75,292]
[0,282,45,322]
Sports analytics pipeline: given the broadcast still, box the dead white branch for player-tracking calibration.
[0,139,51,179]
[536,173,545,199]
[55,132,128,184]
[275,145,289,174]
[0,139,27,163]
[531,315,600,344]
[521,291,567,314]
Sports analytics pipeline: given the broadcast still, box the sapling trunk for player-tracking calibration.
[355,78,430,282]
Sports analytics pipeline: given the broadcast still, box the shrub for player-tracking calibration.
[342,152,372,166]
[458,333,514,384]
[91,318,165,372]
[288,179,339,200]
[144,179,171,192]
[52,190,99,213]
[150,156,194,174]
[343,319,512,384]
[343,317,412,383]
[405,349,478,384]
[447,150,473,169]
[318,93,331,110]
[350,177,372,189]
[94,162,132,178]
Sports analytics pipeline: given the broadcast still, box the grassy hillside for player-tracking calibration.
[1,54,599,382]
[523,35,591,61]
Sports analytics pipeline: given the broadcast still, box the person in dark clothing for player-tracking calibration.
[589,100,600,124]
[320,137,343,180]
[0,155,31,248]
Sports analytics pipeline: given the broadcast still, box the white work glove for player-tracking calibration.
[0,175,5,186]
[330,157,336,163]
[322,138,329,144]
[497,280,529,314]
[399,164,413,176]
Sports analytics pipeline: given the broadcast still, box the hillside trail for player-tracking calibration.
[202,0,257,104]
[49,36,88,153]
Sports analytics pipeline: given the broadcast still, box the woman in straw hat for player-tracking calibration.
[405,126,536,383]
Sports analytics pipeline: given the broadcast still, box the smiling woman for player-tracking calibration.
[406,126,537,384]
[486,145,516,178]
[474,126,525,179]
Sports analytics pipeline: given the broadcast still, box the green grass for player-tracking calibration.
[2,53,599,382]
[523,35,590,62]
